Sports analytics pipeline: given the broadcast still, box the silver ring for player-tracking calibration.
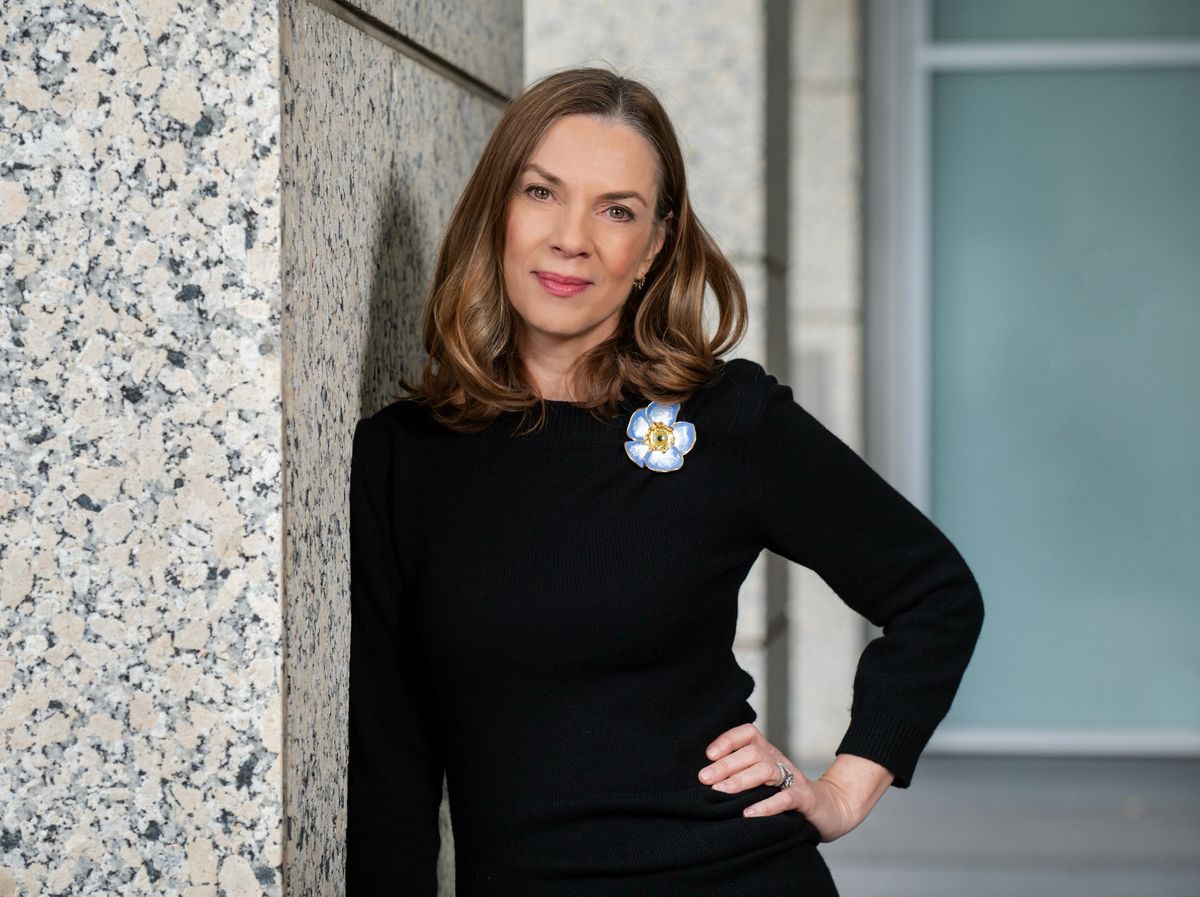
[774,762,794,789]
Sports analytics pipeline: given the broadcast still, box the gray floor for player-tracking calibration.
[806,756,1200,897]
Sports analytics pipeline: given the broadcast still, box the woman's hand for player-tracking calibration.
[698,723,895,842]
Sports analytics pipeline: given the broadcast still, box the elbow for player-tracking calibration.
[962,566,985,644]
[941,533,985,639]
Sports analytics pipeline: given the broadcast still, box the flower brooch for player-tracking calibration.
[624,401,696,472]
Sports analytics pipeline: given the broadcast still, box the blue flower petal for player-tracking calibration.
[646,401,678,427]
[645,445,683,472]
[671,420,696,454]
[625,439,650,468]
[627,407,651,440]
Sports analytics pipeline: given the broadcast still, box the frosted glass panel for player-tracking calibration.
[933,0,1200,41]
[931,69,1200,729]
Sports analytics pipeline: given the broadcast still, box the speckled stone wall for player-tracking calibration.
[278,2,518,895]
[0,0,517,894]
[1,1,285,894]
[352,0,524,95]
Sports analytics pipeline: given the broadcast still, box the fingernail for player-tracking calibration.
[712,781,729,792]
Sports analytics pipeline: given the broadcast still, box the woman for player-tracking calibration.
[346,66,984,896]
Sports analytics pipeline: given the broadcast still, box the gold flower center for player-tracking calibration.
[646,422,674,452]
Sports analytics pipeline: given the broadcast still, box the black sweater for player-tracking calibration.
[345,357,984,896]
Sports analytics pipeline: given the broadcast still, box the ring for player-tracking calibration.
[774,762,794,789]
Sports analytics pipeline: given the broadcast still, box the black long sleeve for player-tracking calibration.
[345,415,443,895]
[744,363,985,787]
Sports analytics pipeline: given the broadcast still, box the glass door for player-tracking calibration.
[870,0,1200,750]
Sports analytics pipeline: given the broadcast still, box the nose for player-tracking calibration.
[550,205,592,258]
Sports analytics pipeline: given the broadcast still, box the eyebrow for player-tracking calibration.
[519,163,649,207]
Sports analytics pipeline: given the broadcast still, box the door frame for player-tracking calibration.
[862,0,1200,756]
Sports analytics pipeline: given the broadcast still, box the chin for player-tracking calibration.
[529,320,591,339]
[523,311,606,340]
[519,301,585,328]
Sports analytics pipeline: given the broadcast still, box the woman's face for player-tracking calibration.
[502,113,666,358]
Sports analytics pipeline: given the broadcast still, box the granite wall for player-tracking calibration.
[1,1,518,895]
[279,2,518,894]
[2,2,286,893]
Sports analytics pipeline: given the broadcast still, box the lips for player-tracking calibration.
[535,271,591,297]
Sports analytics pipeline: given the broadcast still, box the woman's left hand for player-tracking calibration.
[698,723,895,843]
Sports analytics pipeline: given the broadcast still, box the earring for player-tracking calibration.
[634,276,646,290]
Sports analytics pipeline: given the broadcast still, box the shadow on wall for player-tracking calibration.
[351,174,456,889]
[360,174,432,415]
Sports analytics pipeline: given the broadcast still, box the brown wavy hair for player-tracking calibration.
[395,65,748,434]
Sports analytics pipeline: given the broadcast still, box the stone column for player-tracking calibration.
[0,2,519,895]
[789,0,869,767]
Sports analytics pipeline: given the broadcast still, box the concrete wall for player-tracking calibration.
[789,0,869,765]
[0,1,519,894]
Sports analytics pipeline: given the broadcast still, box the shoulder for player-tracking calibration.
[705,357,827,445]
[352,398,438,470]
[670,357,779,445]
[358,397,438,438]
[705,356,781,394]
[702,356,786,415]
[710,356,769,389]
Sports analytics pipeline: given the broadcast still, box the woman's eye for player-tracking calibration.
[527,185,551,200]
[608,206,634,222]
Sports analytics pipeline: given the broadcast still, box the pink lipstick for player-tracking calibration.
[536,272,591,297]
